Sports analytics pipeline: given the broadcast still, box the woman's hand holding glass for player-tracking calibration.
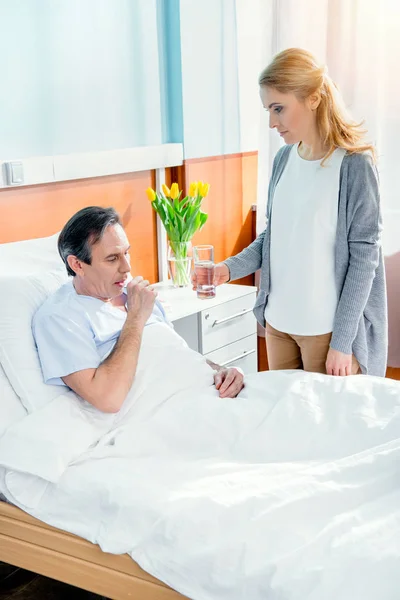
[192,262,230,291]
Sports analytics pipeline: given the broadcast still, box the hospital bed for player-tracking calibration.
[0,226,189,599]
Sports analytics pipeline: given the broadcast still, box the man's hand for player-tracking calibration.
[192,262,230,290]
[214,367,244,398]
[326,348,353,376]
[126,276,157,324]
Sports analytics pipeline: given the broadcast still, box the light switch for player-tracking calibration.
[4,161,24,186]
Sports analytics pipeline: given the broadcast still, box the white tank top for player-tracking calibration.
[264,143,346,336]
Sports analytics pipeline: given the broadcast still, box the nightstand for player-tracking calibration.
[154,282,258,373]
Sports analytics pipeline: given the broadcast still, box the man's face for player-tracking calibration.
[74,224,131,300]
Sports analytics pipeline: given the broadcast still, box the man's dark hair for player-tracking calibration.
[58,206,121,277]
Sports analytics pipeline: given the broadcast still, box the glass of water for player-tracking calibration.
[193,245,216,299]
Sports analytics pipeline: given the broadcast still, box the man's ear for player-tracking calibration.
[66,255,84,276]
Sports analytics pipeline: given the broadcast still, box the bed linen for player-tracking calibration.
[1,323,400,600]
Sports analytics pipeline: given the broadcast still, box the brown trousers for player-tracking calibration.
[265,321,360,375]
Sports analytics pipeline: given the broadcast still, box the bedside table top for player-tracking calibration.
[153,282,257,322]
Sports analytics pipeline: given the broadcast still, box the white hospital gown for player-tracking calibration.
[32,280,171,386]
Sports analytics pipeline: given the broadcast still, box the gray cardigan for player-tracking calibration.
[225,145,388,376]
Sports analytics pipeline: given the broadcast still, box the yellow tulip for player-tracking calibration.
[170,182,180,200]
[189,181,198,197]
[199,182,210,197]
[146,187,156,202]
[162,184,170,197]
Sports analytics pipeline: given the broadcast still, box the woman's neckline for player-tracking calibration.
[296,142,329,163]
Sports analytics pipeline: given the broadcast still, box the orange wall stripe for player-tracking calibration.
[0,171,158,283]
[0,152,259,287]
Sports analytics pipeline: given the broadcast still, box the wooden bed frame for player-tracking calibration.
[0,501,188,599]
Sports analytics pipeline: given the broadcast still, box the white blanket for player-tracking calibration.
[1,323,400,600]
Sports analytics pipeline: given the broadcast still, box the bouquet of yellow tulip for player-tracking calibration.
[146,181,210,286]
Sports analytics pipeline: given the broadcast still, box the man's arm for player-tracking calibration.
[63,277,156,413]
[206,359,245,399]
[206,358,223,372]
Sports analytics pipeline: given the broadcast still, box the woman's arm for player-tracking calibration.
[223,228,267,281]
[330,154,382,355]
[220,146,290,282]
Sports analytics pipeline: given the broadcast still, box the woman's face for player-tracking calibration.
[260,86,317,145]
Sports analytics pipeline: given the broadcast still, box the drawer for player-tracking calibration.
[200,293,256,354]
[204,334,258,374]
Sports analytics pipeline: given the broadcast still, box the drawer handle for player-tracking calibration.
[220,348,256,367]
[212,308,253,327]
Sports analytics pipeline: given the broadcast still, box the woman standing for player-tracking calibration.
[206,48,387,377]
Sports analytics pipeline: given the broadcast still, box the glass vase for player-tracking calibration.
[167,241,192,287]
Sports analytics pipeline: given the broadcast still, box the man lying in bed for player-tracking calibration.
[32,206,244,413]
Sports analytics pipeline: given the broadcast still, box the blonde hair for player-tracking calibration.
[259,48,376,164]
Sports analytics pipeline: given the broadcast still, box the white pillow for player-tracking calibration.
[0,270,69,412]
[0,232,68,412]
[0,362,26,437]
[0,232,61,276]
